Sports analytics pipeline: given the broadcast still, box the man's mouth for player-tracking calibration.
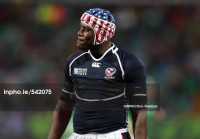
[77,38,84,43]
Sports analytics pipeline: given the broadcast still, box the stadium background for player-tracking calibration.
[0,1,200,139]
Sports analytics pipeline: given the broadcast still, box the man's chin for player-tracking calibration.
[77,44,89,51]
[77,44,93,51]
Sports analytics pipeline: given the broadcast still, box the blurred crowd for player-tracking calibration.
[0,3,200,139]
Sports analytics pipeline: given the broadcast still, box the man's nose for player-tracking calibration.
[78,29,83,36]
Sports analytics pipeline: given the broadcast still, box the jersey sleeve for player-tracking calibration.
[60,56,76,104]
[124,57,147,108]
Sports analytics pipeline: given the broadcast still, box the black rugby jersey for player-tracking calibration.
[60,44,147,134]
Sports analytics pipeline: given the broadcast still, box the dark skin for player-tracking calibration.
[77,22,112,56]
[48,22,147,139]
[48,100,73,139]
[131,109,147,139]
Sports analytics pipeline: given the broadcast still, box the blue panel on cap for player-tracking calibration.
[85,8,115,24]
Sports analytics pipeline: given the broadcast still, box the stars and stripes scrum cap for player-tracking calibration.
[80,8,116,45]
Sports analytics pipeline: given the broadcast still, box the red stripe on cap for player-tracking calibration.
[96,19,104,44]
[81,13,87,21]
[85,15,92,24]
[91,17,98,28]
[108,26,115,40]
[100,30,107,42]
[103,22,109,41]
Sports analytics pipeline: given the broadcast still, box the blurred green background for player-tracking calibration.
[0,1,200,139]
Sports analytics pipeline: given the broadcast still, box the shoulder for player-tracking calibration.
[116,48,145,69]
[66,50,87,64]
[116,48,146,82]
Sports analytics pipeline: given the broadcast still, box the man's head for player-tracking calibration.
[77,8,116,50]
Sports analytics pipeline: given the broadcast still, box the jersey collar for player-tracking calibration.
[88,43,116,61]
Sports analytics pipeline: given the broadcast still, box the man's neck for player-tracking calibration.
[90,41,112,56]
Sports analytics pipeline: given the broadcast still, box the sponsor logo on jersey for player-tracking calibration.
[92,62,101,68]
[104,68,116,79]
[73,68,87,75]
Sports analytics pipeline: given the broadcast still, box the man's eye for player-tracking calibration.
[83,28,89,31]
[80,26,90,32]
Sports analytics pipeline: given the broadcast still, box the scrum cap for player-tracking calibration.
[80,8,116,45]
